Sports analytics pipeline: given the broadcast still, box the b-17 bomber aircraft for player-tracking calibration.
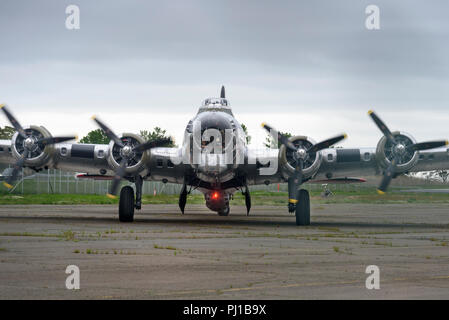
[0,86,448,225]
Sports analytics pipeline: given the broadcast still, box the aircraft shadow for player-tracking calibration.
[0,214,447,230]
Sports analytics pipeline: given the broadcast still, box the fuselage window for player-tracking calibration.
[167,159,174,168]
[156,159,164,168]
[327,154,333,161]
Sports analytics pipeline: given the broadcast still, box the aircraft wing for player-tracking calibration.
[314,146,449,180]
[0,138,187,184]
[244,145,449,187]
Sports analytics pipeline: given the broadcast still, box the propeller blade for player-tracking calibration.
[91,116,124,148]
[308,133,347,153]
[37,136,77,146]
[368,110,396,145]
[406,140,448,152]
[3,155,26,189]
[377,157,398,194]
[261,123,297,151]
[107,158,127,199]
[0,104,27,138]
[132,137,173,153]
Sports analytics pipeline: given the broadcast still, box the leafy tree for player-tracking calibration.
[264,131,292,148]
[139,127,175,147]
[240,123,251,144]
[80,127,175,146]
[80,129,110,144]
[0,126,15,139]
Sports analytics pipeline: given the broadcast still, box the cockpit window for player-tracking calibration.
[198,97,233,115]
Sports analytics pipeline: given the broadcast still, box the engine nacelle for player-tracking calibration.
[375,131,419,173]
[107,132,150,175]
[11,125,55,169]
[279,136,322,180]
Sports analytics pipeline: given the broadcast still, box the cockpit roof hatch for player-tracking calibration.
[197,97,233,116]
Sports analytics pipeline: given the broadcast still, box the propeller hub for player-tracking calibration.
[394,143,406,156]
[296,148,307,160]
[23,137,37,151]
[121,145,133,158]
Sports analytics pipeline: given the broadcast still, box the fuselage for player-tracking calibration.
[181,97,248,212]
[182,97,247,183]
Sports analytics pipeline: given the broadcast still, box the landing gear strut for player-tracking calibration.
[243,186,251,216]
[119,186,135,222]
[295,189,310,226]
[179,184,187,214]
[135,175,143,210]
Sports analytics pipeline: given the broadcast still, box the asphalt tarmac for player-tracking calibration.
[0,203,448,299]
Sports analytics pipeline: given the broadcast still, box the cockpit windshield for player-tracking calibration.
[198,97,233,115]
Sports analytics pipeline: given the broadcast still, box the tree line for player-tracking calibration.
[0,123,288,148]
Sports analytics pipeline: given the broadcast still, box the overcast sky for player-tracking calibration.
[1,0,448,147]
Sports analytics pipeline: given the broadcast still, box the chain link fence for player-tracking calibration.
[1,166,445,195]
[1,168,332,195]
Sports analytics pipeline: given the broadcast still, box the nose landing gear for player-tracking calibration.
[217,206,230,216]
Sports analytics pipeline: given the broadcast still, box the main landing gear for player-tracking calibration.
[119,186,134,222]
[118,176,143,223]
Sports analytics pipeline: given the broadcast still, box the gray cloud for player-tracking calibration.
[0,0,448,145]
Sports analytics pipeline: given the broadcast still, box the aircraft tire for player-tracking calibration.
[295,189,310,226]
[119,186,135,222]
[218,206,230,216]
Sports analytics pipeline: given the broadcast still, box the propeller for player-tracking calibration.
[368,110,448,194]
[91,116,172,198]
[262,122,346,211]
[0,104,77,189]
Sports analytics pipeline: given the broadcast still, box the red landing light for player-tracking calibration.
[211,191,220,200]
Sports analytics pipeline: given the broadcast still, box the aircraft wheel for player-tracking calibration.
[119,186,135,222]
[295,189,310,226]
[218,206,230,216]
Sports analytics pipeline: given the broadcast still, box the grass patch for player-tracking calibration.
[374,241,393,247]
[154,244,177,250]
[61,230,76,241]
[0,232,60,238]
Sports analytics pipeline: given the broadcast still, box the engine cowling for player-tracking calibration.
[279,136,322,180]
[376,131,419,173]
[11,125,55,169]
[107,132,150,175]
